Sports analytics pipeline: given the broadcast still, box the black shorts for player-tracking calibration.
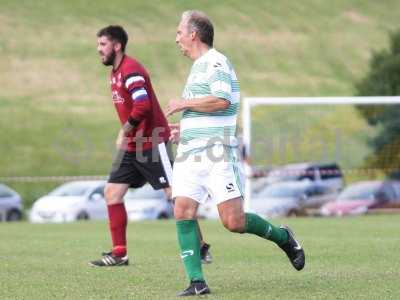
[108,143,174,190]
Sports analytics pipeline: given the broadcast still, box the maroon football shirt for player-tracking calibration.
[110,55,170,152]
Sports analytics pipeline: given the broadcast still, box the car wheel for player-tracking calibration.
[76,211,89,221]
[287,209,299,217]
[6,209,22,221]
[157,212,169,219]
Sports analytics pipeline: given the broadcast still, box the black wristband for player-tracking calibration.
[127,117,140,127]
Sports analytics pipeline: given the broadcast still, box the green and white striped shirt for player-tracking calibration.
[178,48,240,154]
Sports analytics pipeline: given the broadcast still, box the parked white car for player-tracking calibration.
[29,181,107,223]
[0,183,23,221]
[250,181,338,217]
[124,184,173,221]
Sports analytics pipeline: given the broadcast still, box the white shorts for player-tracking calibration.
[172,145,244,205]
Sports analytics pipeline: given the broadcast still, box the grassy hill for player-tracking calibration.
[1,0,400,205]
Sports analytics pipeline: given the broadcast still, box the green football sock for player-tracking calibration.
[176,219,204,282]
[244,213,288,245]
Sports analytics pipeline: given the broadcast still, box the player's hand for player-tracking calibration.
[122,121,134,136]
[165,100,185,117]
[116,129,128,149]
[169,123,180,144]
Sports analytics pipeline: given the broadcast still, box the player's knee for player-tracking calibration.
[221,214,245,233]
[223,221,244,233]
[104,185,122,205]
[174,205,193,220]
[174,201,197,220]
[174,205,185,220]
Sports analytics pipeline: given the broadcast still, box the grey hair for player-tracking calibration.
[181,10,214,47]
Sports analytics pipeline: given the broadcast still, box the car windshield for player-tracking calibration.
[49,182,92,197]
[125,185,163,200]
[266,171,300,183]
[337,183,380,202]
[0,184,15,197]
[255,184,304,198]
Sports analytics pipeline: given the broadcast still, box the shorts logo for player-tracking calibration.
[159,176,166,184]
[226,183,235,193]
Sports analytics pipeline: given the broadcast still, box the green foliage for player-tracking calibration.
[355,30,400,176]
[356,32,400,96]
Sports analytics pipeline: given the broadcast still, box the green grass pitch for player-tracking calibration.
[1,215,399,299]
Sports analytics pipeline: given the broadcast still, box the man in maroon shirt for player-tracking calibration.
[90,25,211,266]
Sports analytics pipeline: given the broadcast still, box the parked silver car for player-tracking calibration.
[262,162,344,192]
[251,181,338,217]
[29,181,107,223]
[0,183,23,221]
[124,184,173,221]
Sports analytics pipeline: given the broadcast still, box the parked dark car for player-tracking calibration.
[0,183,23,221]
[320,180,400,216]
[263,162,344,192]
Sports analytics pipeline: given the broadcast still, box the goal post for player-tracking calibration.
[241,96,400,211]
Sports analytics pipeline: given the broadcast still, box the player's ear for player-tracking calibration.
[114,42,122,52]
[190,30,197,41]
